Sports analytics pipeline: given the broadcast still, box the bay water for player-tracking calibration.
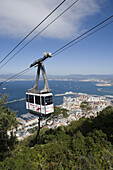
[0,80,113,116]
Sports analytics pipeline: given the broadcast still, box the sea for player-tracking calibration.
[0,80,113,117]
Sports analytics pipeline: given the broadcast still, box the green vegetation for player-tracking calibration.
[0,95,17,161]
[80,101,92,115]
[53,106,69,118]
[0,95,113,169]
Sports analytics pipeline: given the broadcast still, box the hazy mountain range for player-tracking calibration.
[0,74,113,82]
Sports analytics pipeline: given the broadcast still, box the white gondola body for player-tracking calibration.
[26,92,54,115]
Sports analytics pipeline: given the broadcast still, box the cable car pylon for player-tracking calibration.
[26,52,54,146]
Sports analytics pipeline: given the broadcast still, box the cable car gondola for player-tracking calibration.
[26,52,54,116]
[26,92,54,115]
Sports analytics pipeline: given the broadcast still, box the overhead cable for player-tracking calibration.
[52,15,113,55]
[53,20,113,56]
[0,67,32,86]
[0,0,79,70]
[0,15,113,85]
[0,0,66,64]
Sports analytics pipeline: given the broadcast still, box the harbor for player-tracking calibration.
[8,92,112,140]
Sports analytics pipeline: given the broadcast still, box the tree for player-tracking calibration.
[80,101,92,116]
[0,94,17,161]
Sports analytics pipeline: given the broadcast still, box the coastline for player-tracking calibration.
[96,83,112,87]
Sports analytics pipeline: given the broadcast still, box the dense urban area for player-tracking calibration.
[12,92,113,140]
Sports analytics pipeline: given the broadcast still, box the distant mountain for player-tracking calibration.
[47,74,113,82]
[0,74,35,80]
[0,74,113,82]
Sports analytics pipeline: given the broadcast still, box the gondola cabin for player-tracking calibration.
[26,92,54,115]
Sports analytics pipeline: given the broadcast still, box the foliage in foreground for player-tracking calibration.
[0,99,113,169]
[0,95,17,161]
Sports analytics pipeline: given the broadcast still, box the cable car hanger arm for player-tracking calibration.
[30,52,52,67]
[28,52,52,93]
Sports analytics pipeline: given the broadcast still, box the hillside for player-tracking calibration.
[0,106,113,169]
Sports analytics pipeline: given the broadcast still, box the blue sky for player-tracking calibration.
[0,0,113,76]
